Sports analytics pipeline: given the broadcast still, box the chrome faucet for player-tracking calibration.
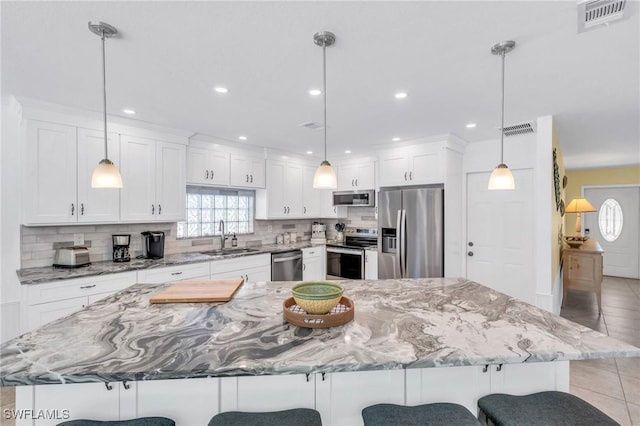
[219,220,229,249]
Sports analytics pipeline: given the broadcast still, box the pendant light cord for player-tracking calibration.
[322,41,327,162]
[101,30,109,160]
[500,49,505,165]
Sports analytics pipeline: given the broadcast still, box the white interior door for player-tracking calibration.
[583,186,640,279]
[466,169,535,303]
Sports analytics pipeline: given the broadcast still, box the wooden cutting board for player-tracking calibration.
[149,278,244,304]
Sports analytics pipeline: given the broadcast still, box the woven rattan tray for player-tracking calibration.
[283,296,354,328]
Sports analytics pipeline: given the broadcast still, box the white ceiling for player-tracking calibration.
[2,1,639,170]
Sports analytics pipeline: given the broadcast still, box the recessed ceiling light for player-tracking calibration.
[392,137,400,142]
[309,89,322,96]
[214,87,229,94]
[238,136,247,141]
[466,123,477,128]
[122,109,136,115]
[394,92,408,99]
[345,150,351,154]
[306,150,313,155]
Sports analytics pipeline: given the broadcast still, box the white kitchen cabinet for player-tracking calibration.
[337,161,375,190]
[230,153,265,188]
[256,160,303,219]
[137,378,219,426]
[302,165,323,217]
[378,143,443,187]
[320,190,348,218]
[187,146,230,186]
[23,121,120,224]
[136,262,210,284]
[316,369,405,426]
[302,246,325,280]
[364,250,378,280]
[120,135,186,222]
[22,272,137,333]
[220,375,315,414]
[209,254,271,283]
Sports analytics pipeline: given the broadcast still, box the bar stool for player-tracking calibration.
[477,391,619,425]
[208,408,322,426]
[57,418,175,426]
[362,403,482,426]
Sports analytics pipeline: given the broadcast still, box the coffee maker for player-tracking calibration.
[311,222,327,244]
[112,234,131,262]
[141,231,165,259]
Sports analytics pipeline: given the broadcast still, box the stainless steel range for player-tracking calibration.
[326,227,377,280]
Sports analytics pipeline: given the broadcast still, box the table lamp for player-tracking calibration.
[565,197,597,237]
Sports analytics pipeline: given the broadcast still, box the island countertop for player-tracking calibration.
[1,277,638,386]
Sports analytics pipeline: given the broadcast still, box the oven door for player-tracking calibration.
[326,246,364,280]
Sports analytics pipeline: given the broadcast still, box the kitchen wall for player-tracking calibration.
[20,219,319,269]
[551,128,566,301]
[322,207,377,240]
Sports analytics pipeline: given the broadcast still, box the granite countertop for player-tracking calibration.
[2,277,638,386]
[17,241,320,285]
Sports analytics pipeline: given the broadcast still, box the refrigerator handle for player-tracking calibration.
[400,209,407,278]
[396,209,402,277]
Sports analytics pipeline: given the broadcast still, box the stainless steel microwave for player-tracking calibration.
[332,190,375,207]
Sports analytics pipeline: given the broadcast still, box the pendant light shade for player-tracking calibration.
[488,40,516,190]
[312,31,337,189]
[89,21,123,189]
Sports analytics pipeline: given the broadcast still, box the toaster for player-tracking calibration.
[53,246,91,268]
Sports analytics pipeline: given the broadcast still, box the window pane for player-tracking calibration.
[202,209,213,223]
[187,194,200,209]
[227,209,238,221]
[202,194,214,209]
[228,196,238,209]
[598,198,623,242]
[215,195,226,209]
[187,208,200,223]
[202,223,214,236]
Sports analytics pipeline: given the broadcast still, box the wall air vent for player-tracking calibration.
[299,121,324,130]
[577,0,627,33]
[502,121,536,137]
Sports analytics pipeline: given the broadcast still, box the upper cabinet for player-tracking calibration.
[230,153,265,189]
[256,159,303,219]
[302,166,322,217]
[24,120,120,224]
[337,161,375,190]
[120,135,186,222]
[378,143,443,187]
[187,147,230,186]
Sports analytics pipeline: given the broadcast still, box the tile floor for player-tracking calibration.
[561,276,640,426]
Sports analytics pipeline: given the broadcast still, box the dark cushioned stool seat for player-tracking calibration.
[57,418,175,426]
[362,403,482,426]
[477,391,619,426]
[208,408,322,426]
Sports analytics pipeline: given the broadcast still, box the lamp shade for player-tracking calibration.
[487,163,515,190]
[313,160,337,189]
[91,159,123,188]
[565,197,596,213]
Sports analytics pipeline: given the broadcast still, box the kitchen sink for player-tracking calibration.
[199,248,260,256]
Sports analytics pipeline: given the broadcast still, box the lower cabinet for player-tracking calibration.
[364,250,378,280]
[209,254,271,283]
[136,262,210,284]
[302,246,325,280]
[220,375,315,413]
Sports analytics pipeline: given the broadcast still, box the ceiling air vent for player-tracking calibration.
[502,121,536,137]
[299,121,324,130]
[577,0,627,33]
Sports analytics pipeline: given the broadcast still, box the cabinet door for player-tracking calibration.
[231,155,265,188]
[303,255,323,280]
[155,141,186,221]
[137,378,219,426]
[285,163,304,216]
[337,164,357,190]
[208,150,230,186]
[247,157,266,188]
[27,297,88,331]
[24,120,77,224]
[186,147,210,185]
[265,160,286,218]
[320,190,347,218]
[120,134,156,221]
[137,262,210,284]
[77,128,120,222]
[355,162,375,189]
[364,250,378,280]
[490,361,569,394]
[220,375,315,413]
[378,150,409,187]
[316,370,405,426]
[302,166,322,217]
[409,147,442,184]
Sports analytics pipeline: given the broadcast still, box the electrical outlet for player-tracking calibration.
[74,234,85,246]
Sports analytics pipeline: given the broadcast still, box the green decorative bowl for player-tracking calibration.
[291,281,344,314]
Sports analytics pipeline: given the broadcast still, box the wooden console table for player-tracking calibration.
[562,239,604,312]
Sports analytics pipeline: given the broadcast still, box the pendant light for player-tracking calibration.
[312,31,338,189]
[488,40,516,190]
[89,21,123,188]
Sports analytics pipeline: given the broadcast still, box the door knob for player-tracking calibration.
[467,251,474,256]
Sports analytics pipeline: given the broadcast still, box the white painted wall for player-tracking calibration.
[1,96,24,342]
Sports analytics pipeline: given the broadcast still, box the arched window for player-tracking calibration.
[598,198,623,242]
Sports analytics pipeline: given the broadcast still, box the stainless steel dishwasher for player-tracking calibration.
[271,250,303,281]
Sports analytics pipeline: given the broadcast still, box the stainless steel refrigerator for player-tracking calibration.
[378,186,444,279]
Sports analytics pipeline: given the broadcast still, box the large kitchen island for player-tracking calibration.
[2,277,639,426]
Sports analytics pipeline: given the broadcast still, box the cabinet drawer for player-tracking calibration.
[26,271,137,305]
[137,262,210,284]
[302,247,324,259]
[210,254,271,275]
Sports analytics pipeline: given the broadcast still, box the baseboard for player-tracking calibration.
[1,300,21,343]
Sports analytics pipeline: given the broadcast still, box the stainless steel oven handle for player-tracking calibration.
[326,247,364,256]
[272,254,302,263]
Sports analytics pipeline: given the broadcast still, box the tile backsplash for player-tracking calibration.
[20,208,378,269]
